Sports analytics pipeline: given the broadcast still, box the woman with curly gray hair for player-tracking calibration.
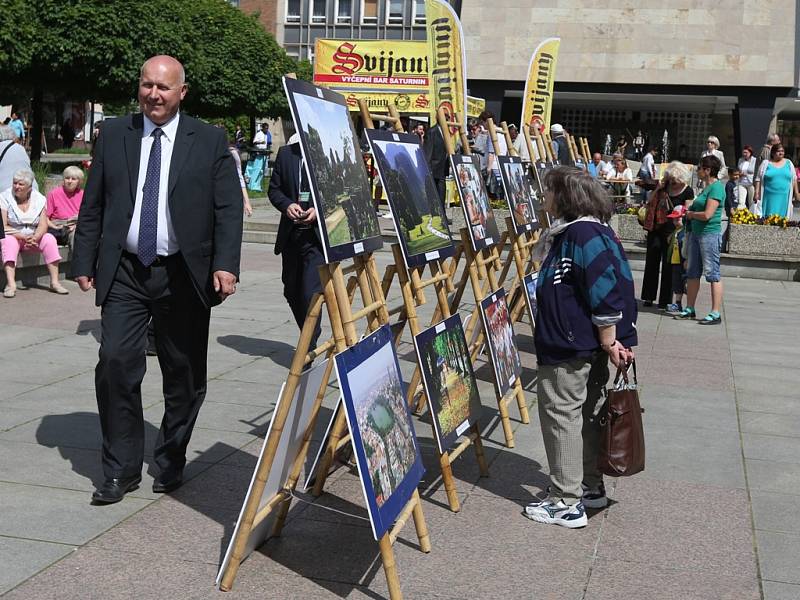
[525,167,637,528]
[641,161,694,308]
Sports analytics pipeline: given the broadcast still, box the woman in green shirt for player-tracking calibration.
[676,154,725,324]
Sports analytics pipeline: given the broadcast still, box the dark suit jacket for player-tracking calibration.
[71,113,243,308]
[423,125,449,180]
[268,143,320,255]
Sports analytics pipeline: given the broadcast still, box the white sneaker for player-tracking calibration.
[524,499,587,528]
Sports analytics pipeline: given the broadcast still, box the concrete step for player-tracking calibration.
[242,230,277,244]
[243,220,278,233]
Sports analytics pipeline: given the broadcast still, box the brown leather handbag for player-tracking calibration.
[597,361,645,477]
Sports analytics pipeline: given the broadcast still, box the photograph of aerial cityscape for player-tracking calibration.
[480,288,522,396]
[366,130,454,266]
[335,325,424,540]
[498,156,538,233]
[415,315,482,453]
[451,155,501,251]
[284,78,381,261]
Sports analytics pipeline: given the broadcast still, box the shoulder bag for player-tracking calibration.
[597,361,645,477]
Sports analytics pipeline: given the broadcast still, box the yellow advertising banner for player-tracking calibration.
[314,39,429,90]
[425,0,468,130]
[521,37,560,133]
[466,95,485,119]
[339,90,431,114]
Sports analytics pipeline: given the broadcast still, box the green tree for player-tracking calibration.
[1,0,305,160]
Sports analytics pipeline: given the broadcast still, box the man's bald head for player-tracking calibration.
[138,55,187,125]
[141,55,185,84]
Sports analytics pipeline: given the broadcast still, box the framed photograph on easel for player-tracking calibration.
[365,129,454,267]
[283,76,382,263]
[414,314,483,454]
[522,272,539,337]
[334,325,425,540]
[479,288,522,397]
[451,154,501,251]
[498,155,539,235]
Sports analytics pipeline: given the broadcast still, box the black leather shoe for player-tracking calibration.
[91,475,142,504]
[152,470,183,493]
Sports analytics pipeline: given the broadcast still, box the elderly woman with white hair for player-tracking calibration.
[1,169,68,298]
[46,165,85,244]
[641,161,695,308]
[701,136,727,181]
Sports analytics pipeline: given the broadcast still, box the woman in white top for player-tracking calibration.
[700,136,727,181]
[1,169,68,298]
[736,145,757,208]
[604,156,634,197]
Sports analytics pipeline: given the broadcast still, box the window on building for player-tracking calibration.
[311,0,327,23]
[386,0,403,24]
[335,0,352,22]
[286,0,301,22]
[361,0,378,23]
[413,0,424,24]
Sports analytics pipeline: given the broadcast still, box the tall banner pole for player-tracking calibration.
[426,0,468,133]
[520,37,561,135]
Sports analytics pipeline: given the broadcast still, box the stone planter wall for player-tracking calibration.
[609,213,646,243]
[727,223,800,257]
[449,206,512,236]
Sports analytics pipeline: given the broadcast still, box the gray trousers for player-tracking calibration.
[537,353,609,504]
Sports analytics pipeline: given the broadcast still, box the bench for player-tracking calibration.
[0,245,71,288]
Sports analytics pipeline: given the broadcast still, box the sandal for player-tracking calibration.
[3,286,16,298]
[49,282,69,295]
[673,307,695,320]
[698,312,721,325]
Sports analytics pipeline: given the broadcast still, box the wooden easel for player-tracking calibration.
[220,182,430,600]
[471,119,539,333]
[437,109,530,449]
[354,100,489,512]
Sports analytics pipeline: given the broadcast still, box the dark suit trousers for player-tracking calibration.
[96,252,210,479]
[434,178,447,215]
[641,229,672,307]
[281,228,324,346]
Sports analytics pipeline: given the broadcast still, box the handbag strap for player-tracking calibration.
[0,141,14,167]
[613,359,637,385]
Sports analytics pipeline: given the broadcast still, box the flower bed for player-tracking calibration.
[727,208,800,257]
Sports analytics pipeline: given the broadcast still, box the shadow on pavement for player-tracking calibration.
[216,335,296,368]
[34,412,158,490]
[76,319,101,342]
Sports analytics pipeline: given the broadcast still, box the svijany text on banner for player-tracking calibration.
[425,0,468,132]
[521,38,561,134]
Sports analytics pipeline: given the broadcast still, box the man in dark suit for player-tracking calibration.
[72,55,243,504]
[423,123,450,218]
[268,134,323,346]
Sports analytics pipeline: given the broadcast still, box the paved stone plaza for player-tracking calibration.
[1,242,799,599]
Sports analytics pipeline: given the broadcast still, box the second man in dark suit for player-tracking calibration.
[268,134,324,347]
[72,55,243,504]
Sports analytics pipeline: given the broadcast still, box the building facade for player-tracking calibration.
[241,0,800,165]
[462,0,800,164]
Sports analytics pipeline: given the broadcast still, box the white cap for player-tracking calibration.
[550,123,564,133]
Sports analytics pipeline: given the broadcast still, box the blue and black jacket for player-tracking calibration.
[534,221,638,366]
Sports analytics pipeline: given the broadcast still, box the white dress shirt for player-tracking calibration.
[126,113,180,256]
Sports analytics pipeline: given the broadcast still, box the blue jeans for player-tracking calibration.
[686,232,722,283]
